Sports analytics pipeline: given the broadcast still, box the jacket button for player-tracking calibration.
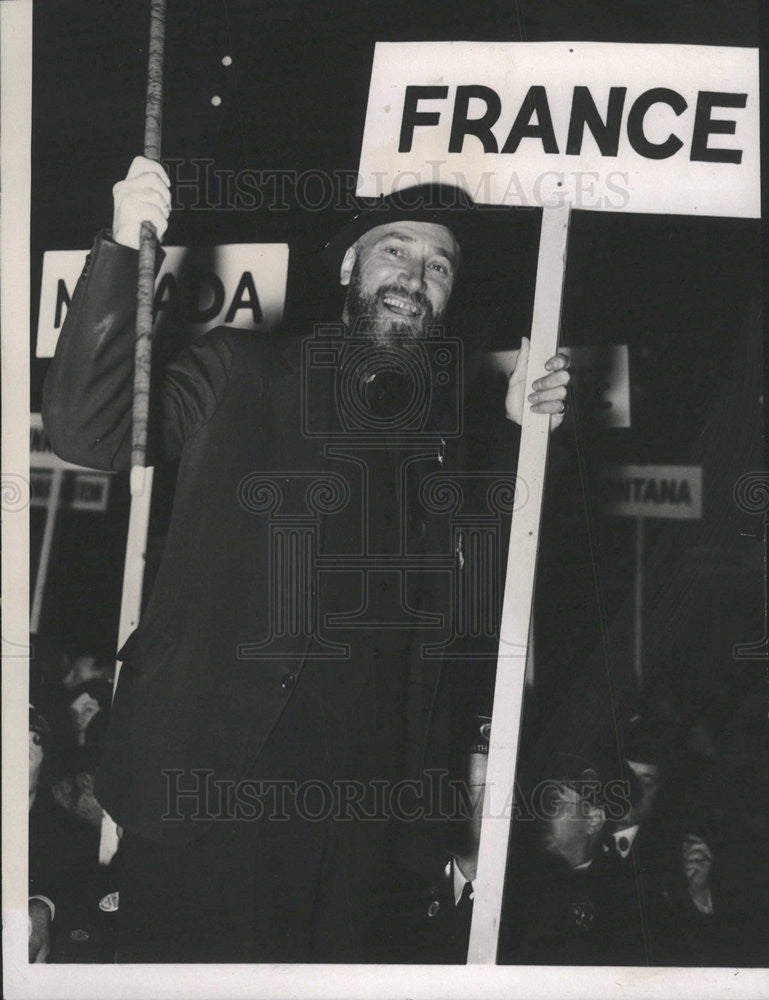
[281,672,296,690]
[427,900,440,918]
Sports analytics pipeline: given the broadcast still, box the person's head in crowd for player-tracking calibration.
[620,713,674,826]
[60,649,114,692]
[29,706,54,810]
[538,751,630,870]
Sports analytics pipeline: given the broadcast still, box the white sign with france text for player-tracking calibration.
[357,42,759,217]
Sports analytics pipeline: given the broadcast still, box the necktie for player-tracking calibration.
[455,880,474,951]
[458,880,474,909]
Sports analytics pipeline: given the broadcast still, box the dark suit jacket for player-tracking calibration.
[500,849,659,966]
[43,232,519,851]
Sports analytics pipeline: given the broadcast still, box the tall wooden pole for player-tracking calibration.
[467,203,571,963]
[99,0,168,865]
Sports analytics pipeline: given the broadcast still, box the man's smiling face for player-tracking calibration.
[340,220,460,344]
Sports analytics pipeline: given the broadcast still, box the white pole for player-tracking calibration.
[98,470,155,864]
[467,202,571,964]
[633,515,644,687]
[30,466,64,633]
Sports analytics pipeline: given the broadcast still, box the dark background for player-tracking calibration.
[30,1,765,759]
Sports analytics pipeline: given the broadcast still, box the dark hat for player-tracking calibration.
[321,182,489,277]
[466,714,492,756]
[539,749,637,818]
[544,752,608,807]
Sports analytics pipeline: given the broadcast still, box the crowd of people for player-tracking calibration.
[496,705,769,967]
[30,645,767,965]
[29,649,118,962]
[382,696,768,966]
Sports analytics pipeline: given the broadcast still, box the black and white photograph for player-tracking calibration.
[1,1,766,996]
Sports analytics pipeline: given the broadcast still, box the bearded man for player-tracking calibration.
[42,157,569,962]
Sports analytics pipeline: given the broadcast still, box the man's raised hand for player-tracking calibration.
[505,336,571,431]
[112,156,171,250]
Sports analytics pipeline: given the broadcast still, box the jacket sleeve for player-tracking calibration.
[41,232,234,471]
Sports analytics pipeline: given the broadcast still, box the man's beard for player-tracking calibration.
[344,273,439,347]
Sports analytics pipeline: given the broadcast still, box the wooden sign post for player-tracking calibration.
[467,202,571,962]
